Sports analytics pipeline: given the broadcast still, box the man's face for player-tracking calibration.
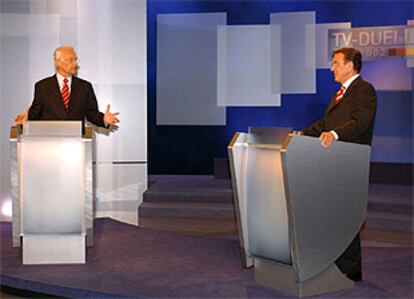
[330,53,354,84]
[55,48,78,77]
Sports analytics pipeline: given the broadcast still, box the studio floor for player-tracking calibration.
[1,178,413,298]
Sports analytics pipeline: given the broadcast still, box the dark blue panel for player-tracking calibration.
[375,92,413,138]
[148,0,414,174]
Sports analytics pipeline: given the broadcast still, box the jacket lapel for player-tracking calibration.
[68,76,79,113]
[327,76,362,113]
[343,76,361,97]
[326,95,338,113]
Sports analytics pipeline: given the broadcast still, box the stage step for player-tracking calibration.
[144,190,233,204]
[144,175,233,204]
[139,176,413,234]
[365,184,413,232]
[365,211,413,232]
[367,184,413,214]
[139,202,235,219]
[141,175,234,220]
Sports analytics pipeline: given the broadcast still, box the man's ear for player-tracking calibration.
[347,61,354,72]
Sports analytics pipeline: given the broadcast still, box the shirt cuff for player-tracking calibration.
[330,130,339,140]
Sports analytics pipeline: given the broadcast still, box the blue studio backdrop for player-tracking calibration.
[147,0,414,174]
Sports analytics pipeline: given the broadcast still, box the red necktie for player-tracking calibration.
[335,86,345,104]
[61,78,70,111]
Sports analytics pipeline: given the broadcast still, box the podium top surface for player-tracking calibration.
[10,122,93,139]
[22,121,82,137]
[247,127,292,145]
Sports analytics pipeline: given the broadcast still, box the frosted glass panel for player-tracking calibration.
[270,11,316,94]
[94,84,147,162]
[316,23,351,69]
[157,13,226,125]
[77,0,147,163]
[27,0,78,17]
[43,0,78,17]
[0,14,59,219]
[0,0,31,13]
[27,0,78,46]
[77,0,147,226]
[59,17,78,47]
[0,13,59,90]
[0,13,59,36]
[77,0,146,85]
[95,163,147,226]
[246,147,290,264]
[1,13,59,85]
[21,137,84,234]
[217,25,281,107]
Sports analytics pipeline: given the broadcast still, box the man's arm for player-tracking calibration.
[85,82,106,127]
[302,117,326,137]
[85,83,120,127]
[28,82,43,120]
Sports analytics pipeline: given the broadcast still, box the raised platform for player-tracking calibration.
[1,218,413,298]
[140,176,413,233]
[139,175,237,234]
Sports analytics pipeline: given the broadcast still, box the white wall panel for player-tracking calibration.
[0,13,59,221]
[270,12,316,94]
[217,25,281,107]
[94,84,147,162]
[77,0,147,85]
[157,13,226,125]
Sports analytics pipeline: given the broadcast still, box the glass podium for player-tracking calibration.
[10,121,94,264]
[228,127,371,296]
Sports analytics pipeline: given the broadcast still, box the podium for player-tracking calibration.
[9,121,94,264]
[228,128,371,297]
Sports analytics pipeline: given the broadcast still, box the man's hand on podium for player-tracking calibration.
[14,107,29,126]
[103,104,120,126]
[319,131,336,148]
[291,131,336,148]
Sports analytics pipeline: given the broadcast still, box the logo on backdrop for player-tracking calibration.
[328,25,414,60]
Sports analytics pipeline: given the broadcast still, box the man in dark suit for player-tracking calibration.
[303,47,376,146]
[14,46,119,127]
[302,47,377,282]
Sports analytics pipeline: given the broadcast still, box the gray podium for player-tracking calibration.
[228,127,371,297]
[10,121,94,264]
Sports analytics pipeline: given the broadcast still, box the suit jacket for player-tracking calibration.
[302,76,377,145]
[28,75,106,127]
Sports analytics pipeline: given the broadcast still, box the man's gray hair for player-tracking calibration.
[54,46,75,61]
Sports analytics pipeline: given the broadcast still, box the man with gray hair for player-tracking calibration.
[14,46,119,127]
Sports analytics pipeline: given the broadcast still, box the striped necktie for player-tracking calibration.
[61,78,70,111]
[335,86,346,104]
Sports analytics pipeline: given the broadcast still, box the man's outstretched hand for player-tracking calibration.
[14,107,29,126]
[103,104,120,126]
